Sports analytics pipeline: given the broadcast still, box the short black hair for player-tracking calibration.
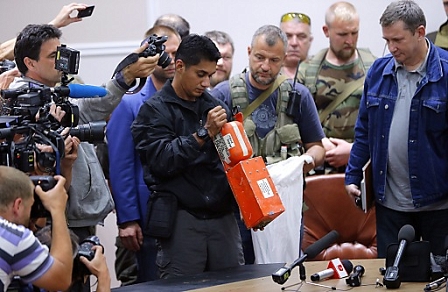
[14,24,62,75]
[175,34,221,67]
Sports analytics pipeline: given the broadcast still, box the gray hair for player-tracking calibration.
[204,30,235,54]
[380,0,426,32]
[251,25,288,52]
[154,13,190,39]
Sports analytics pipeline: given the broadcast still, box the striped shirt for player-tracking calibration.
[0,217,53,292]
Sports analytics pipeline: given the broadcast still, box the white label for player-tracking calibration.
[223,133,235,149]
[257,178,274,198]
[214,133,231,164]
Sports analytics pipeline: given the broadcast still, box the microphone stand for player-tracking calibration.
[280,263,306,291]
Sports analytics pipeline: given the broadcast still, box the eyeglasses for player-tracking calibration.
[280,12,311,25]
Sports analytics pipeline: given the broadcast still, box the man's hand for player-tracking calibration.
[324,137,352,168]
[118,221,143,252]
[204,105,228,137]
[60,130,80,191]
[345,184,361,207]
[0,68,20,90]
[48,3,89,28]
[121,43,159,86]
[34,175,68,216]
[79,245,111,290]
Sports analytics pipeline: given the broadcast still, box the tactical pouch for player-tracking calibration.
[144,192,178,238]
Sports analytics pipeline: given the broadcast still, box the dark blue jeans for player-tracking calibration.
[376,203,448,258]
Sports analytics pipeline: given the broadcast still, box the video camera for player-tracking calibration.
[0,44,106,218]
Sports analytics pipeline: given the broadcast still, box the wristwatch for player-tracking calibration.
[197,126,210,142]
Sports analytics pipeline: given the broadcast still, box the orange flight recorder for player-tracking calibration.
[214,115,284,229]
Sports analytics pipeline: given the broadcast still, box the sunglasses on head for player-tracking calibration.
[281,12,311,25]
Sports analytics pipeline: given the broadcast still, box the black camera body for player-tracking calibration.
[55,45,80,75]
[30,175,56,219]
[0,60,16,74]
[76,235,103,277]
[141,34,171,68]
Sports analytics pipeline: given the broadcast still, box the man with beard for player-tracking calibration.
[279,12,313,79]
[205,30,234,89]
[298,1,376,174]
[107,25,181,283]
[211,25,325,264]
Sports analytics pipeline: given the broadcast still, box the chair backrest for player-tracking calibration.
[302,173,377,260]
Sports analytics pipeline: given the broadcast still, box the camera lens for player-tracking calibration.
[158,51,171,68]
[69,121,106,143]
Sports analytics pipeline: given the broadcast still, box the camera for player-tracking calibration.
[30,175,56,219]
[141,34,171,68]
[68,121,106,144]
[55,45,80,75]
[75,235,103,277]
[0,60,16,74]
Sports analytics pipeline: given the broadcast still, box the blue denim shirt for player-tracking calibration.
[346,42,448,208]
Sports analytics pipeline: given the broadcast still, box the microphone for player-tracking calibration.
[52,84,107,98]
[310,259,353,281]
[346,265,365,287]
[424,276,447,291]
[272,230,339,285]
[383,224,415,289]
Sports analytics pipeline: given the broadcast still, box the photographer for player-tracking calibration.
[10,23,159,244]
[0,166,73,291]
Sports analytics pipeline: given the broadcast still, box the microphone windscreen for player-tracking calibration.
[305,230,339,259]
[68,83,107,98]
[341,259,353,274]
[398,224,415,243]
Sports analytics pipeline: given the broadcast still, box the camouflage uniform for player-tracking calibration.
[298,48,376,141]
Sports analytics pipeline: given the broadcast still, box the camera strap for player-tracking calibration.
[112,52,148,95]
[242,75,288,119]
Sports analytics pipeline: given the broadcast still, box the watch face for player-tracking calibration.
[197,127,208,138]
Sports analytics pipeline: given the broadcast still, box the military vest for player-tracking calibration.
[298,48,376,140]
[229,73,303,165]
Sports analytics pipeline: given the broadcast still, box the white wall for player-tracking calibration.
[0,1,445,85]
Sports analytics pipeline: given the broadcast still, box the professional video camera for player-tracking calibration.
[0,44,106,219]
[142,34,171,68]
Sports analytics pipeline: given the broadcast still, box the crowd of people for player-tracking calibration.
[1,0,448,291]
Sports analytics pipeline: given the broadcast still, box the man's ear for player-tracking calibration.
[11,197,23,215]
[323,25,330,38]
[23,57,35,71]
[175,59,184,73]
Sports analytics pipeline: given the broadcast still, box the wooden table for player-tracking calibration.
[191,259,428,292]
[111,259,431,292]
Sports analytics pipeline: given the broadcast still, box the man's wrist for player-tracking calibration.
[114,71,136,90]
